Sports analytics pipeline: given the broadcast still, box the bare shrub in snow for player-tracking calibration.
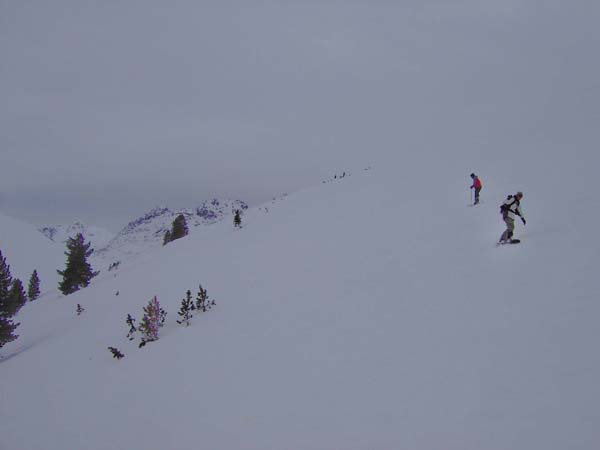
[126,314,137,340]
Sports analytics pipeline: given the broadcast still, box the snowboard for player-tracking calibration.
[497,239,520,246]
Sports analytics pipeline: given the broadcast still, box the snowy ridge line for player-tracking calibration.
[39,221,114,251]
[91,198,248,268]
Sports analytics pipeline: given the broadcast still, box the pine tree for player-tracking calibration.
[195,284,215,312]
[138,296,161,347]
[195,284,208,312]
[234,210,242,228]
[0,250,19,348]
[27,270,41,301]
[76,304,85,316]
[176,290,194,326]
[4,279,27,317]
[171,214,189,241]
[0,250,12,309]
[0,316,19,349]
[163,230,172,246]
[57,233,99,295]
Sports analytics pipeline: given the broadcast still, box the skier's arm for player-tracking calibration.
[516,204,526,224]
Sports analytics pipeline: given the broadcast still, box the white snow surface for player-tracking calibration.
[1,155,599,450]
[39,222,114,252]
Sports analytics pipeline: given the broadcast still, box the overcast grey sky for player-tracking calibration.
[1,1,599,231]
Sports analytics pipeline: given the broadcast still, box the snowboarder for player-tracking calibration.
[499,191,526,243]
[470,173,482,205]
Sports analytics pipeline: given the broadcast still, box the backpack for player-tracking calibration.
[500,195,518,216]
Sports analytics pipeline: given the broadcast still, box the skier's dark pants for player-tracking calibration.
[500,216,515,242]
[474,187,481,204]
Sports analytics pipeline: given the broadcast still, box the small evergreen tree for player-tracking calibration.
[126,314,137,340]
[108,346,125,359]
[0,250,13,309]
[163,230,172,246]
[27,270,41,301]
[195,285,208,312]
[171,214,189,241]
[0,316,19,349]
[57,233,99,295]
[138,296,161,347]
[76,304,85,315]
[176,290,194,326]
[0,250,19,348]
[234,210,242,228]
[195,284,215,312]
[163,215,188,245]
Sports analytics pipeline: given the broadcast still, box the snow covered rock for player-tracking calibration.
[94,199,247,264]
[39,222,114,251]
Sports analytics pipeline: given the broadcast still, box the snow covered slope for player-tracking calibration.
[93,199,247,267]
[1,147,599,449]
[39,222,114,252]
[0,212,65,293]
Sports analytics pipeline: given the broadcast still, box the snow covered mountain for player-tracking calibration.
[2,144,599,450]
[0,198,247,298]
[2,1,600,447]
[93,199,248,266]
[39,222,114,252]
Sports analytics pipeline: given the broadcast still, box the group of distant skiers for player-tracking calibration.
[469,173,526,244]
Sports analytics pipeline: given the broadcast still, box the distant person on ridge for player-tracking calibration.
[233,210,242,228]
[470,173,482,205]
[499,191,526,244]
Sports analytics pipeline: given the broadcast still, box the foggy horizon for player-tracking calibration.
[2,1,599,231]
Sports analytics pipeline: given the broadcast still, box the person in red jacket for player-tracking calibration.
[470,173,482,205]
